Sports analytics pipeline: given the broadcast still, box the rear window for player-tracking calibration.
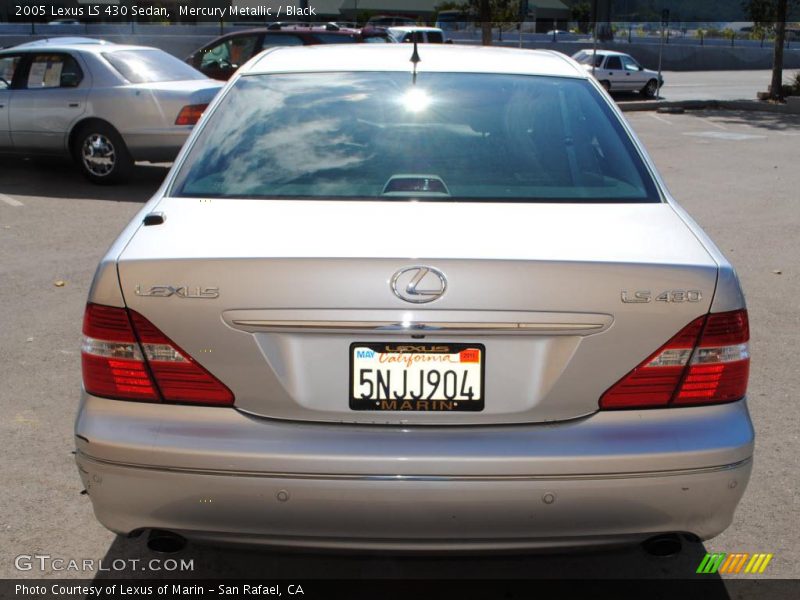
[103,49,205,83]
[171,72,660,203]
[574,52,604,67]
[0,55,22,88]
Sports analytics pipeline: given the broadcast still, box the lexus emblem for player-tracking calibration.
[391,266,447,304]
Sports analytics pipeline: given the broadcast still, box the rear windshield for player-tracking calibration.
[103,49,206,83]
[171,72,660,202]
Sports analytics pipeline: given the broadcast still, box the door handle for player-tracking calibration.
[68,103,79,108]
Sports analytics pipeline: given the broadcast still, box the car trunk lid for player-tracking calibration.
[116,198,718,425]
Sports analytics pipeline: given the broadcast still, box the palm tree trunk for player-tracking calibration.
[770,0,789,100]
[480,0,492,46]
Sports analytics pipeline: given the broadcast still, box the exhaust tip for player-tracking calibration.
[146,529,186,554]
[642,534,682,557]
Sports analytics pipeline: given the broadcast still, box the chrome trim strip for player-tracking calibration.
[230,320,604,332]
[77,451,751,482]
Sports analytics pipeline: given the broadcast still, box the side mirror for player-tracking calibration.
[639,65,644,71]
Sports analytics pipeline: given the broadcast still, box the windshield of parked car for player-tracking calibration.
[171,72,660,202]
[103,49,206,83]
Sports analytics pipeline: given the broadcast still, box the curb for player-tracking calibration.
[619,98,800,114]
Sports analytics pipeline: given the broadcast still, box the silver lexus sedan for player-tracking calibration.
[75,45,753,552]
[0,38,223,183]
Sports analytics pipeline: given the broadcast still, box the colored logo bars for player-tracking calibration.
[697,553,774,575]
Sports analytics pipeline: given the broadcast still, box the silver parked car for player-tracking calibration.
[572,49,663,97]
[75,45,752,552]
[0,38,223,183]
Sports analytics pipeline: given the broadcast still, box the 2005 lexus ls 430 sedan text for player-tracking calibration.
[75,45,753,552]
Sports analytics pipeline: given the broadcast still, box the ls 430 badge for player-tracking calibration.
[135,285,219,299]
[621,290,702,303]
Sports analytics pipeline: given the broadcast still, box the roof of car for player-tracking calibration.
[245,44,587,78]
[587,50,630,57]
[6,38,157,54]
[386,26,444,32]
[214,26,358,38]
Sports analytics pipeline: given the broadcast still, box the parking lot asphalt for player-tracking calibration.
[0,109,798,583]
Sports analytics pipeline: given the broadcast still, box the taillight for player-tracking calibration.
[175,103,208,126]
[600,309,749,410]
[81,303,233,406]
[81,304,158,401]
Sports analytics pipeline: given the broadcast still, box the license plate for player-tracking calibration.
[350,342,485,411]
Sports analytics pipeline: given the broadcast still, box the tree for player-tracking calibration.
[488,0,519,40]
[571,2,592,34]
[744,0,781,23]
[480,0,492,45]
[438,0,524,45]
[743,0,798,99]
[449,0,521,45]
[770,0,789,99]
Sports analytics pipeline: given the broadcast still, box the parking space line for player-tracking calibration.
[702,118,728,130]
[648,113,673,125]
[0,193,24,207]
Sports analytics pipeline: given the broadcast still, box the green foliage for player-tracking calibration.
[571,1,592,34]
[744,0,780,25]
[791,71,800,94]
[461,0,521,25]
[581,0,799,22]
[743,0,800,24]
[355,10,376,25]
[434,1,467,15]
[748,24,775,39]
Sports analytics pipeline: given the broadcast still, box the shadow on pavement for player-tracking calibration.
[92,533,722,582]
[613,92,657,103]
[0,156,169,203]
[683,109,800,132]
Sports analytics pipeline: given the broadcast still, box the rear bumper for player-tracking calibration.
[121,128,192,162]
[75,395,754,550]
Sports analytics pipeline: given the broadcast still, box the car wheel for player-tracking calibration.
[74,123,133,184]
[600,80,611,92]
[642,79,659,99]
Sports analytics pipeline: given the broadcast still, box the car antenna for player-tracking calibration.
[410,32,421,85]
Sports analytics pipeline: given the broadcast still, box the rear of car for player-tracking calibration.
[0,41,222,183]
[92,47,223,162]
[75,46,753,550]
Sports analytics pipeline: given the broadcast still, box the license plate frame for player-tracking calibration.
[349,342,485,411]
